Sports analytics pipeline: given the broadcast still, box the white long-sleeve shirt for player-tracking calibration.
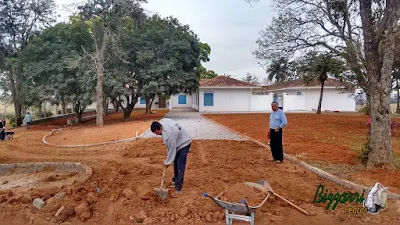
[160,118,191,165]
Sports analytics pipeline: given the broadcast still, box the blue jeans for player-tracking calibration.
[173,144,191,191]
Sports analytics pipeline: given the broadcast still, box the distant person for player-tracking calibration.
[24,112,32,129]
[268,102,288,163]
[151,118,191,198]
[0,120,5,140]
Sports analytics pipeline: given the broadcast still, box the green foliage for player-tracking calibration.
[134,15,205,100]
[9,116,15,126]
[20,22,95,114]
[298,52,346,83]
[266,57,296,82]
[359,105,369,114]
[198,66,218,79]
[358,135,370,165]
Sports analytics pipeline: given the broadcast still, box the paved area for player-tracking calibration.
[141,110,248,140]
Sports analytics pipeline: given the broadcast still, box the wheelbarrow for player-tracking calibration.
[203,180,270,225]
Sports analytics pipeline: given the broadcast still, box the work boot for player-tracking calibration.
[171,190,182,198]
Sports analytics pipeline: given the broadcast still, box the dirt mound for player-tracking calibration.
[220,183,266,206]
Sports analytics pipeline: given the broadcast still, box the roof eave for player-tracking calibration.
[200,86,260,89]
[263,86,347,92]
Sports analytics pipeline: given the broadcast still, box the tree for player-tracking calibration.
[199,66,218,79]
[20,22,95,123]
[77,0,146,125]
[135,15,207,114]
[241,73,260,85]
[0,0,56,126]
[298,52,346,114]
[249,0,400,168]
[266,57,295,82]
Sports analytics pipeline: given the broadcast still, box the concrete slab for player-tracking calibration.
[141,111,248,141]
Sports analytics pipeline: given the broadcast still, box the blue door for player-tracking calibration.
[140,97,146,104]
[204,93,214,106]
[178,95,187,104]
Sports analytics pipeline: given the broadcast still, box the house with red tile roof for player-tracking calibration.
[168,75,265,112]
[147,75,356,112]
[257,78,356,111]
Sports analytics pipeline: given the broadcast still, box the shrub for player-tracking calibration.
[9,116,16,125]
[359,105,368,114]
[358,136,370,165]
[10,122,16,128]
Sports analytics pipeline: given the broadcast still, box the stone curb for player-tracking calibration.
[41,111,170,148]
[202,115,400,199]
[0,162,92,187]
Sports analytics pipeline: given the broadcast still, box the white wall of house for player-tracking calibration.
[87,95,167,111]
[281,88,355,111]
[170,93,193,108]
[191,92,199,111]
[283,95,307,111]
[250,94,273,111]
[198,88,252,112]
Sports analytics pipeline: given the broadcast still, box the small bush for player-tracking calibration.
[359,105,368,114]
[10,122,16,128]
[358,136,370,165]
[9,116,16,125]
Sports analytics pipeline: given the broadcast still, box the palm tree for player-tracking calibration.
[299,52,346,114]
[266,57,293,82]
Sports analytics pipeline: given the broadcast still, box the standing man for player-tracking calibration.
[23,112,32,129]
[151,118,191,198]
[268,102,288,163]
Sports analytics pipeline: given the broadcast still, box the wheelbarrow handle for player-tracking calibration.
[202,193,221,206]
[241,199,252,212]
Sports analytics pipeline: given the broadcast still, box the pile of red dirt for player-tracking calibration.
[220,183,266,206]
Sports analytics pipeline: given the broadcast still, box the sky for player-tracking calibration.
[55,0,276,80]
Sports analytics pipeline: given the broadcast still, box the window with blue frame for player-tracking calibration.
[140,97,146,104]
[296,91,302,95]
[178,95,187,104]
[204,93,214,106]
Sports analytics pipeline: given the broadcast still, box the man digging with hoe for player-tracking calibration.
[151,118,192,198]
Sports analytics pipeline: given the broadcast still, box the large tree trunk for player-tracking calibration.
[8,70,22,126]
[74,101,82,124]
[360,0,399,169]
[103,96,109,116]
[61,100,66,114]
[365,41,395,169]
[119,95,136,120]
[43,102,47,118]
[94,28,109,126]
[145,97,155,114]
[96,66,104,126]
[317,79,325,114]
[396,79,400,114]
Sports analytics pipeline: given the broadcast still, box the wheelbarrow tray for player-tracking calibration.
[213,193,270,213]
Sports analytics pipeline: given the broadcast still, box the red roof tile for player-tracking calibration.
[262,78,347,91]
[200,75,256,87]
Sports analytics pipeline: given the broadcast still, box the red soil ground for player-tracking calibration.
[1,128,400,225]
[43,110,168,145]
[204,113,400,194]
